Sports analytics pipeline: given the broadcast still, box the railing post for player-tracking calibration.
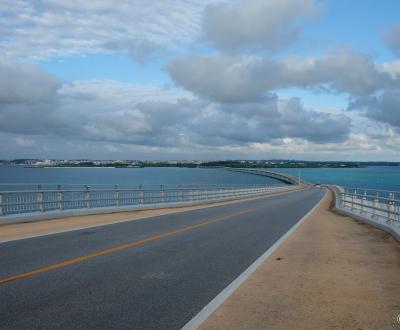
[373,192,378,218]
[388,192,394,222]
[57,185,63,210]
[179,185,183,202]
[361,190,366,215]
[0,192,3,216]
[85,185,91,208]
[396,193,400,222]
[114,185,119,207]
[339,192,344,209]
[38,184,44,212]
[139,185,144,204]
[397,195,400,223]
[160,185,164,203]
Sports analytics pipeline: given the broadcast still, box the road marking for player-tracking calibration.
[182,188,327,330]
[0,192,311,286]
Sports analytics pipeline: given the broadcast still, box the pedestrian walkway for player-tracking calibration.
[201,190,400,329]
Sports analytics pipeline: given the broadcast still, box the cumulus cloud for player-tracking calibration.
[283,52,396,96]
[203,0,324,51]
[202,0,324,52]
[189,97,350,144]
[15,137,36,147]
[165,48,400,144]
[166,51,398,102]
[0,58,60,104]
[0,58,351,151]
[2,1,399,159]
[351,90,400,129]
[377,60,400,79]
[383,23,400,55]
[166,54,284,102]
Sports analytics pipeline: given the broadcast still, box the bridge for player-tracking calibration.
[0,168,304,223]
[0,187,324,329]
[223,167,304,185]
[0,170,398,329]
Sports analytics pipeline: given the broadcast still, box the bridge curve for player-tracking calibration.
[224,168,304,185]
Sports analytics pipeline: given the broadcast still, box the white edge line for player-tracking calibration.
[181,188,327,330]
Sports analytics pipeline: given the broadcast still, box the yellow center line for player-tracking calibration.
[0,189,307,285]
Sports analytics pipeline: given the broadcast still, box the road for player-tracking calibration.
[0,187,325,330]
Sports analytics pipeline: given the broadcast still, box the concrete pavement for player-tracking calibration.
[201,190,400,329]
[0,188,324,329]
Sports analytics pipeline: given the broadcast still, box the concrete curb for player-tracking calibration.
[182,188,327,330]
[334,208,400,243]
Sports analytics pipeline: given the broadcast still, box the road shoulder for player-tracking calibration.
[200,190,400,329]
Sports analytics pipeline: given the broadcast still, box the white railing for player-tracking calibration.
[331,185,400,224]
[0,184,296,217]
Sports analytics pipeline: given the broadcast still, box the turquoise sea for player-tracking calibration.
[0,167,278,191]
[271,166,400,191]
[0,166,399,191]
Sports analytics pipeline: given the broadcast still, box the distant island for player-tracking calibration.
[1,159,399,168]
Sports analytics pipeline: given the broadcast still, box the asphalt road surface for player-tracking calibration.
[0,187,325,330]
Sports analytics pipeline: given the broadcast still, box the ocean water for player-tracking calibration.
[270,166,400,191]
[0,167,279,191]
[0,166,399,192]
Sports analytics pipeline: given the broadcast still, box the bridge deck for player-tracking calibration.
[224,168,302,185]
[0,188,322,329]
[201,190,400,329]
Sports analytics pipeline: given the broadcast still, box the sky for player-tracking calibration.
[1,0,400,161]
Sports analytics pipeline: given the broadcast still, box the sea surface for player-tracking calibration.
[0,167,279,191]
[0,166,399,192]
[271,166,400,191]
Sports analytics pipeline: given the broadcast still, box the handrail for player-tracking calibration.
[330,185,400,224]
[0,184,276,194]
[340,186,400,194]
[0,184,296,217]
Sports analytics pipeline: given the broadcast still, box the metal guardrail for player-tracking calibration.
[0,184,296,217]
[331,185,400,223]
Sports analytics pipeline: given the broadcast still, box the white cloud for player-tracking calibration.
[166,51,398,102]
[104,144,119,153]
[0,58,60,103]
[377,60,400,79]
[383,23,400,55]
[0,0,219,60]
[1,1,400,160]
[0,58,351,150]
[15,137,36,147]
[351,89,400,129]
[202,0,325,52]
